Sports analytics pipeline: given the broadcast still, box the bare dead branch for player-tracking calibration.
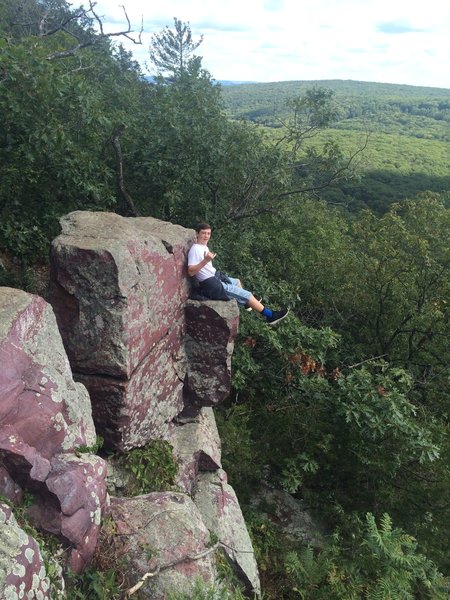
[45,2,143,60]
[345,354,388,370]
[124,543,219,597]
[227,131,370,221]
[111,124,139,217]
[276,133,369,200]
[41,8,87,37]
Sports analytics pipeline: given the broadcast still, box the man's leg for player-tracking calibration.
[227,276,243,288]
[221,282,289,326]
[221,281,252,306]
[247,295,264,311]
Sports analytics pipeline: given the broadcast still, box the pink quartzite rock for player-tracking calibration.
[76,324,185,451]
[49,211,193,378]
[0,288,96,459]
[194,470,261,597]
[183,301,239,414]
[108,492,217,599]
[167,408,222,494]
[28,454,108,573]
[0,502,52,599]
[49,211,193,450]
[0,288,107,573]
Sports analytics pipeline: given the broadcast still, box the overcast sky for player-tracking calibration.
[91,0,450,89]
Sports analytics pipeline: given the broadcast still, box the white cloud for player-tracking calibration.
[89,0,450,88]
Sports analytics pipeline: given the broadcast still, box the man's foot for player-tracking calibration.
[267,308,289,326]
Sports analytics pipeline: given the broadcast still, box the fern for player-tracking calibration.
[362,513,448,600]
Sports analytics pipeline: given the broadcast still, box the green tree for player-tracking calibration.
[149,17,203,79]
[0,1,148,263]
[124,57,290,225]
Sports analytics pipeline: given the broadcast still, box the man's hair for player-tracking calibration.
[195,222,212,233]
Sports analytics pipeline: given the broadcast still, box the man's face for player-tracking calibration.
[196,228,212,245]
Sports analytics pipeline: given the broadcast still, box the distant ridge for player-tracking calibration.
[217,80,256,86]
[144,76,255,86]
[220,79,450,93]
[144,76,449,93]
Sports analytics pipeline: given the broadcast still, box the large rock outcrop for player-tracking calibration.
[49,212,193,450]
[49,211,239,450]
[0,288,107,573]
[50,212,192,378]
[1,212,260,597]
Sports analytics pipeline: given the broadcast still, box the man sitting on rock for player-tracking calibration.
[187,222,289,326]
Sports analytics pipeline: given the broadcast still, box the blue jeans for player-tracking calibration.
[221,277,252,306]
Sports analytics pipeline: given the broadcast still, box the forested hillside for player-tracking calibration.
[1,2,449,598]
[222,80,450,211]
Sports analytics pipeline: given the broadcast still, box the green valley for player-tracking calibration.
[221,80,450,211]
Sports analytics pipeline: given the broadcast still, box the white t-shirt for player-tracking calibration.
[188,243,216,282]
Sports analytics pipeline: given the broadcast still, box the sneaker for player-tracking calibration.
[267,308,289,326]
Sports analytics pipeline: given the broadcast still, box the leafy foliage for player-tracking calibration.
[283,513,449,600]
[167,577,250,600]
[65,567,123,600]
[222,80,450,211]
[115,439,179,495]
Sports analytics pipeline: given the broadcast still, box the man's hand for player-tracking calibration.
[187,250,216,277]
[204,250,216,262]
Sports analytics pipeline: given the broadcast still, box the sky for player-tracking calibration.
[89,0,450,89]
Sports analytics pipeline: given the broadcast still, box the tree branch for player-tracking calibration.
[46,2,143,60]
[276,134,369,200]
[124,542,219,597]
[111,124,139,216]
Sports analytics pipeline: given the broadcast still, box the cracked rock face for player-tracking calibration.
[0,288,96,460]
[49,211,192,378]
[183,301,239,414]
[194,470,261,597]
[0,288,107,573]
[108,492,217,599]
[75,323,185,451]
[168,407,222,494]
[49,212,193,449]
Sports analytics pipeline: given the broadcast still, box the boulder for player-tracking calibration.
[0,502,52,600]
[183,301,239,414]
[49,211,192,378]
[108,492,217,599]
[168,408,222,494]
[194,470,260,597]
[49,212,193,449]
[0,288,107,573]
[251,487,325,548]
[0,287,96,460]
